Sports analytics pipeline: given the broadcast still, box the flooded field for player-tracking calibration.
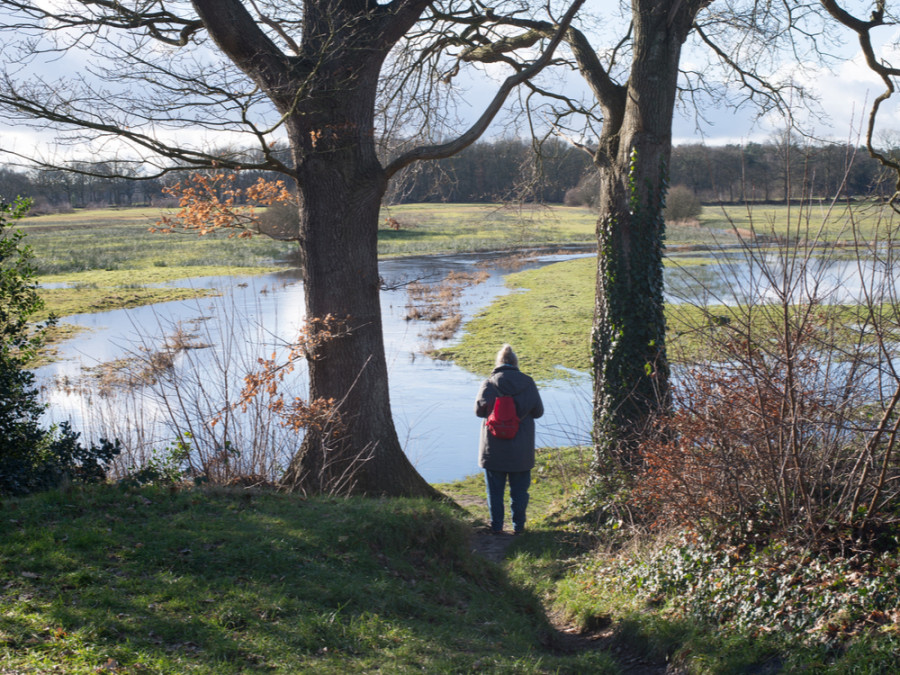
[37,251,592,484]
[37,245,897,483]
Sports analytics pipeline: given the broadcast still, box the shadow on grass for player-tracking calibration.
[0,485,617,673]
[376,228,438,242]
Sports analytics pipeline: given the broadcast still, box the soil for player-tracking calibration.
[469,528,672,674]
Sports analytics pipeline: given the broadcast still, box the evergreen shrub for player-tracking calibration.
[0,196,120,496]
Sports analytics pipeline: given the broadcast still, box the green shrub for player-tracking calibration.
[0,196,120,496]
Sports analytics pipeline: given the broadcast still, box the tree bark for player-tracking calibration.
[193,0,439,497]
[280,112,437,496]
[590,0,703,468]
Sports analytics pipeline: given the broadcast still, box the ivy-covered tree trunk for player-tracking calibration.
[592,151,669,468]
[590,0,701,468]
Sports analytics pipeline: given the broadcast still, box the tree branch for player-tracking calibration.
[384,0,586,177]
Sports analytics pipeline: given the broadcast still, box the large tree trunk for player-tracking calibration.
[278,79,438,498]
[591,0,697,468]
[191,0,438,497]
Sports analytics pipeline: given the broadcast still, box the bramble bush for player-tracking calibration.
[0,196,120,496]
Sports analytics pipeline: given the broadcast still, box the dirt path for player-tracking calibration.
[469,528,671,674]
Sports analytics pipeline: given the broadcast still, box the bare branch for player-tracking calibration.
[384,0,586,177]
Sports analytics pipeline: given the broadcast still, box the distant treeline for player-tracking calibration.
[1,139,895,214]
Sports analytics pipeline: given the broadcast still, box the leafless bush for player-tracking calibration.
[25,196,73,216]
[638,195,900,549]
[256,202,299,240]
[564,171,600,208]
[51,298,301,485]
[664,184,703,222]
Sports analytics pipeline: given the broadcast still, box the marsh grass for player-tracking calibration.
[23,202,868,322]
[21,201,889,280]
[37,286,219,320]
[404,270,489,343]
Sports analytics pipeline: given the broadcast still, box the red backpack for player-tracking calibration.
[486,394,520,440]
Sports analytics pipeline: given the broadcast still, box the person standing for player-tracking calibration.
[475,344,544,535]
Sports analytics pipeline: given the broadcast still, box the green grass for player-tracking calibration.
[438,257,594,381]
[376,203,595,256]
[437,448,900,673]
[378,203,743,255]
[20,209,287,318]
[439,256,722,380]
[4,455,899,673]
[21,208,296,276]
[440,252,900,380]
[0,484,616,674]
[36,286,219,320]
[434,446,594,528]
[698,199,899,241]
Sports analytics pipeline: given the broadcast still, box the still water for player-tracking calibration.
[37,252,592,484]
[37,247,893,483]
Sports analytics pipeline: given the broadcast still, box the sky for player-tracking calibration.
[2,4,900,168]
[668,50,898,147]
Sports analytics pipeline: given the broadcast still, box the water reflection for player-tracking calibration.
[666,250,900,306]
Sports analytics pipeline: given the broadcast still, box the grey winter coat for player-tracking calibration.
[475,364,544,472]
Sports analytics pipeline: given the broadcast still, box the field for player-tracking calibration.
[22,199,890,320]
[18,200,896,368]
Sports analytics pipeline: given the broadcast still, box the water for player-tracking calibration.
[39,247,895,483]
[37,252,592,484]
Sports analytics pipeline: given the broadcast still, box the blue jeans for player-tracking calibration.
[484,469,531,533]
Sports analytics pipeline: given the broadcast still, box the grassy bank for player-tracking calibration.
[5,447,898,674]
[442,450,900,674]
[439,252,897,381]
[19,208,286,320]
[440,256,725,380]
[0,479,614,674]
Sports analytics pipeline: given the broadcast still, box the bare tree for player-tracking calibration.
[457,0,839,470]
[0,0,582,496]
[819,1,900,203]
